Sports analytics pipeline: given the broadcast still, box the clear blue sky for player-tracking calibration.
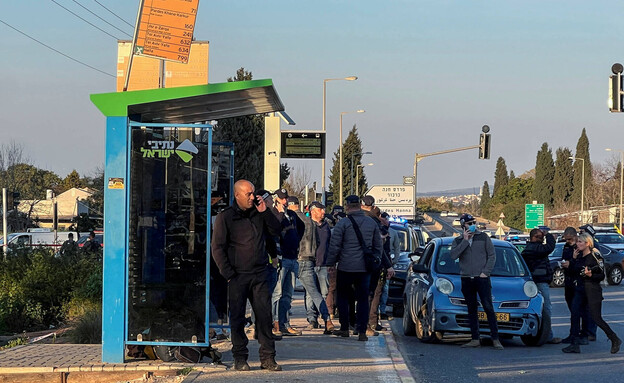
[1,0,623,193]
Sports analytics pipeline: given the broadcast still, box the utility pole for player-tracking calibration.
[2,188,7,257]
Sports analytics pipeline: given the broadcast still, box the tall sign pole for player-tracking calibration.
[2,188,7,257]
[123,0,145,92]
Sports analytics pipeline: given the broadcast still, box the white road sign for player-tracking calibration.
[366,185,414,206]
[379,205,416,217]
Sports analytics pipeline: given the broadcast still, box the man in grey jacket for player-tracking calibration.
[450,213,503,350]
[326,195,383,341]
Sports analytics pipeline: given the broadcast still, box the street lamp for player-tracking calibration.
[356,163,374,196]
[322,76,358,201]
[339,110,365,205]
[570,156,585,223]
[351,151,372,195]
[606,148,624,231]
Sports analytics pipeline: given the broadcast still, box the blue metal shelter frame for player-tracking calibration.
[92,80,285,363]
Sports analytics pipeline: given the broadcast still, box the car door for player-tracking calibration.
[410,242,435,318]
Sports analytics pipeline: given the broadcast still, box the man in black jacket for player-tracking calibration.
[521,228,561,344]
[211,180,282,371]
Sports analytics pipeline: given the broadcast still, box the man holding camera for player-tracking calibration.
[450,213,502,350]
[521,227,561,344]
[211,180,282,371]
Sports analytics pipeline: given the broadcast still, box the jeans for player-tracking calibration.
[299,260,330,323]
[536,282,554,340]
[271,258,298,326]
[379,280,389,315]
[228,271,275,361]
[336,270,371,333]
[461,276,499,340]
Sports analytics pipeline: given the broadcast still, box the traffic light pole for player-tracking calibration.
[2,188,7,257]
[412,144,482,216]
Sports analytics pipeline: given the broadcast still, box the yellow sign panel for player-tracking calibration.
[135,0,200,63]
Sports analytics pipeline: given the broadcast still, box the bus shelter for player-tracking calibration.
[90,80,285,363]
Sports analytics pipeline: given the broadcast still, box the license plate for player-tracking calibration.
[477,312,510,322]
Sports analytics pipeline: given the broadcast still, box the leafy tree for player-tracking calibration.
[533,143,555,207]
[61,170,85,192]
[553,147,574,207]
[328,125,368,206]
[81,167,104,217]
[571,128,593,207]
[487,177,534,230]
[509,170,516,180]
[213,68,265,186]
[493,157,509,197]
[480,181,491,211]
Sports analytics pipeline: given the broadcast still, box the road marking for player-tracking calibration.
[382,320,418,383]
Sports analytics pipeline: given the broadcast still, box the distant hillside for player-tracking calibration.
[419,187,480,197]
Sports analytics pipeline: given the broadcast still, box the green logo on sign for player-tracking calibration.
[141,139,198,163]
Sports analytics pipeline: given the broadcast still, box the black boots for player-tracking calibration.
[609,334,622,354]
[562,338,580,354]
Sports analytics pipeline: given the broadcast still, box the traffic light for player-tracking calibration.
[609,63,623,112]
[11,192,20,209]
[479,133,491,160]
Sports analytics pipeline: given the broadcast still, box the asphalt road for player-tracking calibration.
[390,278,624,383]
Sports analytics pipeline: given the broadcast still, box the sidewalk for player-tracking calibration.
[0,293,414,383]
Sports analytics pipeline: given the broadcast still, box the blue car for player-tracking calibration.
[402,237,548,346]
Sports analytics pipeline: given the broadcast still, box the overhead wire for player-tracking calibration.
[0,18,115,78]
[70,0,133,37]
[92,0,134,28]
[49,0,121,40]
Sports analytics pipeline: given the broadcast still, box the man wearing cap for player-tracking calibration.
[326,195,383,341]
[450,213,502,350]
[211,180,282,371]
[271,189,305,336]
[288,198,335,333]
[310,201,336,319]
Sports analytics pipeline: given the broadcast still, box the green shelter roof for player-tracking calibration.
[90,79,285,123]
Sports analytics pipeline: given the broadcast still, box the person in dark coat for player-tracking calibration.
[211,180,282,371]
[562,233,621,354]
[521,228,561,344]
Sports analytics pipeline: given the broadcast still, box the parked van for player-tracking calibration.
[3,229,84,248]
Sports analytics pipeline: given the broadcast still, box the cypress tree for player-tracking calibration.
[571,128,593,207]
[213,68,265,186]
[480,181,491,209]
[533,143,555,207]
[328,125,367,206]
[553,147,574,207]
[493,157,509,197]
[509,170,516,180]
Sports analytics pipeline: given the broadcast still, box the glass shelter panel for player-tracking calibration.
[128,126,210,343]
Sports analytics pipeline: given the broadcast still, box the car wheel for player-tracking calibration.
[551,268,565,288]
[414,300,437,343]
[608,265,623,285]
[402,298,416,336]
[392,303,404,318]
[520,307,549,347]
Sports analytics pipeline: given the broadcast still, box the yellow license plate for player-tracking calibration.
[477,312,510,322]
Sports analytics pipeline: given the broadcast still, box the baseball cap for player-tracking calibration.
[287,196,299,206]
[460,213,476,225]
[309,201,325,210]
[361,195,375,206]
[345,195,360,204]
[274,188,289,199]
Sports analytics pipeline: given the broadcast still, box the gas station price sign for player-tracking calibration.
[280,131,326,159]
[135,0,200,63]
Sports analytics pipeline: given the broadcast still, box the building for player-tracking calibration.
[17,188,94,230]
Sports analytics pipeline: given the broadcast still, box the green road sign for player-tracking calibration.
[525,204,545,229]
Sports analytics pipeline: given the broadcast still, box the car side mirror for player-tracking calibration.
[426,237,431,243]
[409,247,425,262]
[411,263,429,273]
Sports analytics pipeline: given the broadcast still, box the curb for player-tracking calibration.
[381,320,416,383]
[0,363,227,375]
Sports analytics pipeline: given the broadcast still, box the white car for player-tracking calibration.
[452,219,461,226]
[447,212,459,217]
[440,211,448,217]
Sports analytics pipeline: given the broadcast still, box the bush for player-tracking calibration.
[70,309,102,344]
[0,247,102,334]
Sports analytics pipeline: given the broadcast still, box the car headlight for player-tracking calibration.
[394,263,408,271]
[524,281,538,298]
[436,278,454,295]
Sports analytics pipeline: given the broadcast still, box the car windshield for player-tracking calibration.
[548,243,564,259]
[0,233,17,245]
[435,245,528,277]
[596,233,624,244]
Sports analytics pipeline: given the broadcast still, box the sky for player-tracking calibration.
[2,0,624,193]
